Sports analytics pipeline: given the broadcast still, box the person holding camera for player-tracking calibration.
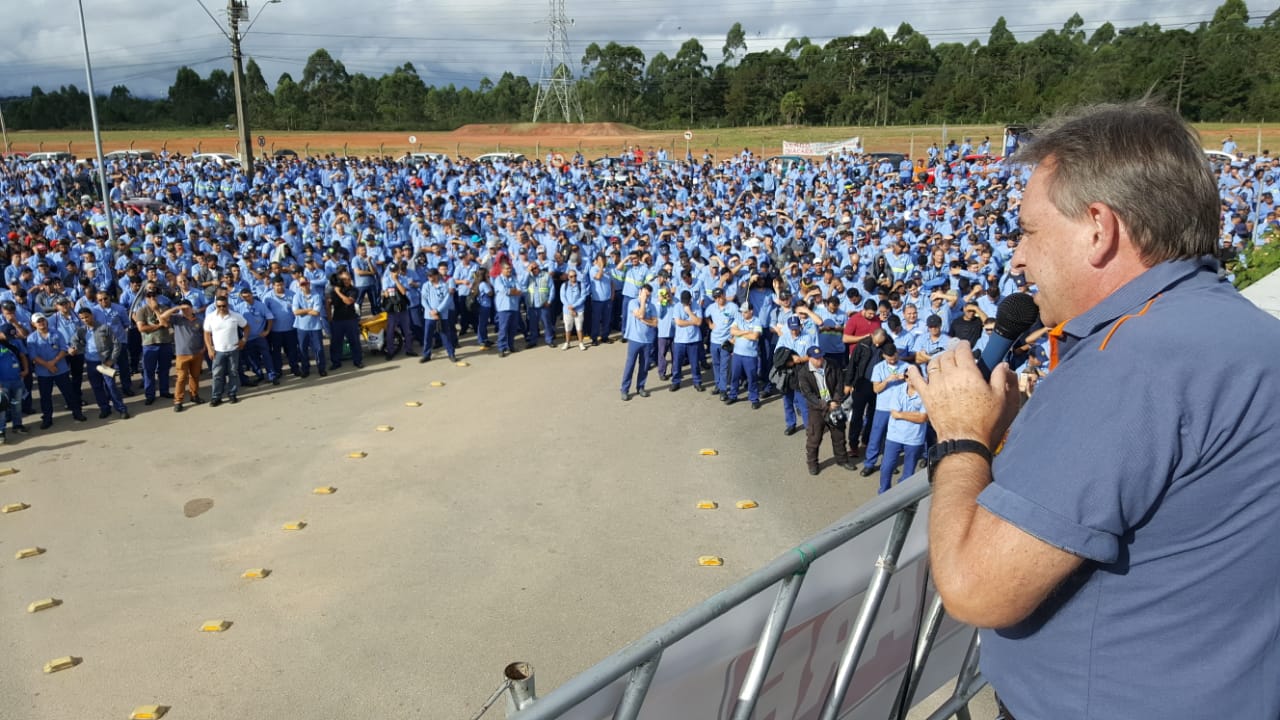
[380,263,412,361]
[795,346,855,476]
[133,289,174,405]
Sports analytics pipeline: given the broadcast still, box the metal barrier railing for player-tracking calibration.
[483,470,987,720]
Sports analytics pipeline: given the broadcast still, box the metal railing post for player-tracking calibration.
[895,593,947,720]
[504,662,537,717]
[611,650,662,720]
[818,504,918,720]
[732,571,808,720]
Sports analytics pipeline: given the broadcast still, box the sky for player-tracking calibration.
[0,0,1237,98]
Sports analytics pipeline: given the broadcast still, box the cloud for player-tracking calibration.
[0,0,1223,98]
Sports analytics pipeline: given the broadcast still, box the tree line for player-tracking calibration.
[3,0,1277,132]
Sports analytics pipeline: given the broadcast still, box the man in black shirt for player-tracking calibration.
[329,271,364,370]
[949,302,986,345]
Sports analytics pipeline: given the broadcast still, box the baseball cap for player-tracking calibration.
[710,288,724,298]
[806,346,823,358]
[926,315,943,328]
[786,316,802,330]
[31,312,46,323]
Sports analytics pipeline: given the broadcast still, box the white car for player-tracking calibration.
[24,151,73,163]
[105,149,156,161]
[402,152,449,165]
[193,152,241,166]
[1204,149,1238,165]
[474,152,526,164]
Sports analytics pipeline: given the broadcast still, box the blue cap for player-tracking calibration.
[806,346,823,358]
[787,316,802,330]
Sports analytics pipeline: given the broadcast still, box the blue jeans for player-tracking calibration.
[590,299,611,342]
[269,329,301,376]
[210,350,240,400]
[141,343,173,400]
[880,440,925,493]
[496,310,518,352]
[382,311,412,357]
[1,380,24,430]
[36,372,83,423]
[297,329,324,373]
[329,318,363,367]
[353,284,380,315]
[783,388,809,429]
[620,340,651,393]
[863,410,891,470]
[85,360,126,413]
[475,305,492,345]
[526,305,553,345]
[672,341,702,386]
[729,355,759,402]
[240,335,272,380]
[423,312,457,359]
[710,343,732,393]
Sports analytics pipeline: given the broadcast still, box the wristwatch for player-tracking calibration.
[926,439,993,484]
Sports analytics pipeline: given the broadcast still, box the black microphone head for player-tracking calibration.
[994,292,1039,338]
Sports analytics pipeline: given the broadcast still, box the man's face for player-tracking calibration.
[904,305,918,322]
[1012,158,1094,327]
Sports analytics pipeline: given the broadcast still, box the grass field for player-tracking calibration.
[5,122,1278,160]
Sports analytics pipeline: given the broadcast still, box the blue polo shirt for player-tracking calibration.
[978,257,1280,720]
[623,297,657,344]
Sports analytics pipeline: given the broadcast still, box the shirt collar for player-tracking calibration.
[1061,256,1217,340]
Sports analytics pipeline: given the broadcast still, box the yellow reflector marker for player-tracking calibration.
[695,501,718,510]
[404,401,422,407]
[347,451,367,459]
[375,425,394,432]
[242,568,270,579]
[455,361,469,367]
[43,656,80,673]
[27,598,61,613]
[430,381,445,387]
[699,448,718,456]
[0,468,19,477]
[130,705,169,720]
[313,486,337,495]
[736,500,759,510]
[698,556,724,566]
[200,620,231,633]
[16,547,45,559]
[2,502,30,513]
[283,521,306,531]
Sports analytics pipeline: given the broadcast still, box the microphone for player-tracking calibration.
[976,292,1039,379]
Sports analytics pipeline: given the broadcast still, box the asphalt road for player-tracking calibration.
[0,335,992,719]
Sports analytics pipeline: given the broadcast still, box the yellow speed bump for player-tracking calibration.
[430,381,446,387]
[404,401,422,407]
[200,620,231,633]
[699,448,718,456]
[695,501,718,510]
[455,361,469,367]
[242,568,271,579]
[43,656,80,673]
[375,425,394,432]
[735,500,759,510]
[27,598,61,613]
[130,705,170,720]
[347,451,367,459]
[282,521,307,531]
[2,502,30,513]
[697,556,724,567]
[0,467,18,477]
[313,486,337,495]
[16,547,45,560]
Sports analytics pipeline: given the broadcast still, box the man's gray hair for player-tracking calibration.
[1013,102,1219,264]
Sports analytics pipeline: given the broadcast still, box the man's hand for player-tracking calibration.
[906,340,1018,450]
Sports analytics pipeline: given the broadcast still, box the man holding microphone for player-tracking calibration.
[909,103,1280,720]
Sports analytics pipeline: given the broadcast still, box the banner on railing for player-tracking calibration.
[782,137,862,156]
[558,496,972,719]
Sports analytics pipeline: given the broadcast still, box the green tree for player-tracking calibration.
[780,90,805,124]
[723,22,747,65]
[300,48,350,128]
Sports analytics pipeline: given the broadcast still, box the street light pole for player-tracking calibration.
[75,0,116,246]
[0,100,10,156]
[227,0,254,169]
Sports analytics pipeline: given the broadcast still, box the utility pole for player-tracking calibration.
[0,100,9,156]
[1175,53,1189,115]
[227,0,254,169]
[75,0,116,247]
[531,0,584,123]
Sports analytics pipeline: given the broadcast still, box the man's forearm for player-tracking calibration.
[928,453,993,623]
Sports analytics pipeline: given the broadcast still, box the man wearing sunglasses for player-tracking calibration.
[26,312,86,428]
[201,297,247,407]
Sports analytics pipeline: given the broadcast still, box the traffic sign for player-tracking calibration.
[684,131,693,141]
[408,135,418,144]
[257,135,265,148]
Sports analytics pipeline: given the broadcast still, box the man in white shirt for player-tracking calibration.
[202,295,247,406]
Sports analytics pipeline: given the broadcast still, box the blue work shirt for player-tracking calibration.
[979,257,1280,720]
[423,280,455,316]
[494,274,521,313]
[882,384,926,445]
[622,297,657,344]
[26,330,68,377]
[705,300,738,345]
[262,290,297,332]
[673,303,701,344]
[731,316,762,357]
[291,291,324,332]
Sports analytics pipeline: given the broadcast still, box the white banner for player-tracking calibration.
[782,137,862,156]
[559,495,973,719]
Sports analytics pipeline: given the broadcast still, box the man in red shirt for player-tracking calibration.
[843,299,882,353]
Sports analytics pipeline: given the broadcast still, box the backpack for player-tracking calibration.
[768,344,796,391]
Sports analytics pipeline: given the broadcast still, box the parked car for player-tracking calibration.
[273,148,299,159]
[105,149,156,161]
[192,152,240,166]
[474,152,526,164]
[401,151,448,166]
[922,153,1001,185]
[25,151,73,163]
[765,155,807,172]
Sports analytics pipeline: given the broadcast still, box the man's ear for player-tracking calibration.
[1085,202,1123,268]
